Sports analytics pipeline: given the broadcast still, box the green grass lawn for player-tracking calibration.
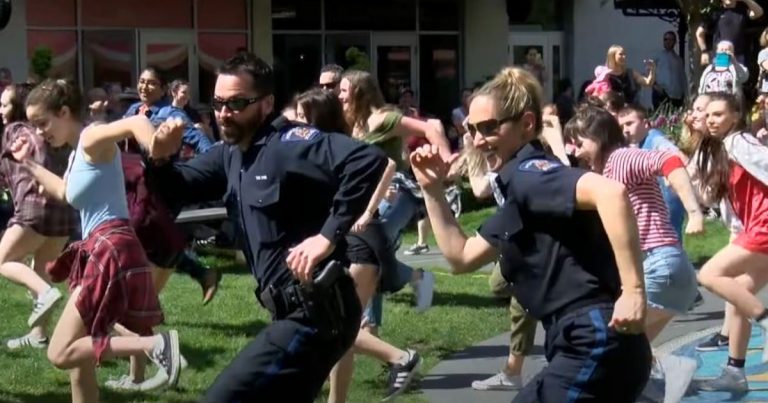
[0,210,729,403]
[0,257,509,402]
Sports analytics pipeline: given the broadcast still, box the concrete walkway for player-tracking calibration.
[421,289,768,403]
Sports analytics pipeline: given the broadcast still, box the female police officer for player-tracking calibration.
[410,67,652,402]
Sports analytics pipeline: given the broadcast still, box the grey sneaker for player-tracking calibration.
[658,355,697,403]
[413,270,434,313]
[404,244,429,256]
[759,317,768,363]
[6,334,48,350]
[471,372,523,391]
[699,366,748,393]
[28,287,62,328]
[147,330,181,387]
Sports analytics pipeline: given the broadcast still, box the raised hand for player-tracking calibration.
[149,117,185,159]
[410,144,458,191]
[9,136,32,163]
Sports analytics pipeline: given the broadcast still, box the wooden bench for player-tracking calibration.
[175,207,228,224]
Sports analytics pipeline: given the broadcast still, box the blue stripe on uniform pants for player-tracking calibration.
[566,309,608,403]
[252,326,314,392]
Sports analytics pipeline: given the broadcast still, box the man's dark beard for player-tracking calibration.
[219,109,264,146]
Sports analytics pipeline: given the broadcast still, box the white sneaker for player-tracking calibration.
[413,270,434,313]
[137,354,189,391]
[147,330,181,387]
[28,287,62,328]
[658,355,697,403]
[471,372,523,391]
[6,334,48,350]
[105,375,143,392]
[106,355,188,392]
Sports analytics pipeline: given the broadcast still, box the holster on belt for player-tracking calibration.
[257,260,350,337]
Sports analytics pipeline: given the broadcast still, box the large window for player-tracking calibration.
[27,30,78,82]
[198,0,248,30]
[324,0,416,31]
[325,34,371,71]
[198,33,249,103]
[81,0,193,28]
[82,30,136,90]
[26,0,76,26]
[273,34,322,109]
[419,0,461,31]
[272,0,321,30]
[419,35,459,121]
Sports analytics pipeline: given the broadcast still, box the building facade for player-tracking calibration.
[0,0,680,120]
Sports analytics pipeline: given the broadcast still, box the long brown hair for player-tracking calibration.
[342,70,385,135]
[564,104,626,172]
[694,92,742,202]
[4,83,33,123]
[294,88,350,134]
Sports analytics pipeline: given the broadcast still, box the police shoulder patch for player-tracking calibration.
[518,158,562,172]
[280,126,321,142]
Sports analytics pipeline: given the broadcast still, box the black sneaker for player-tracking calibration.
[696,332,729,352]
[382,350,422,401]
[147,330,181,387]
[689,291,705,311]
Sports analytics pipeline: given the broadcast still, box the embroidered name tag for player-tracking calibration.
[518,159,562,172]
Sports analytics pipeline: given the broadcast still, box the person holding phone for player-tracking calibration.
[696,0,763,66]
[699,41,749,97]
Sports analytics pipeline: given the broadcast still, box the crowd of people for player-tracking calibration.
[0,1,768,402]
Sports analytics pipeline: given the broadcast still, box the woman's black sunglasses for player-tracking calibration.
[466,116,517,137]
[211,95,267,112]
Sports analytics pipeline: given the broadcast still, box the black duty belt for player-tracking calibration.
[540,296,615,328]
[258,260,347,319]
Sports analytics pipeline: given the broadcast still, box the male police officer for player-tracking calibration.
[148,53,387,402]
[411,67,651,402]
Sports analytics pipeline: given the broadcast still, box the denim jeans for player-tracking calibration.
[364,189,420,326]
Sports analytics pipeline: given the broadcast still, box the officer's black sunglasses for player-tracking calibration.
[211,95,267,112]
[466,116,518,137]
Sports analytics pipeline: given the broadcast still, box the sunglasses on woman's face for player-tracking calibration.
[211,95,266,112]
[466,116,517,137]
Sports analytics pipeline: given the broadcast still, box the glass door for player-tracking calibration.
[371,33,418,106]
[508,32,564,102]
[139,31,198,103]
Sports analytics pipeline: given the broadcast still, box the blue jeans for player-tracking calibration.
[363,189,420,326]
[643,244,698,314]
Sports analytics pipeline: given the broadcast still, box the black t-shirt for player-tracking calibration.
[706,4,749,56]
[608,70,637,103]
[477,141,621,319]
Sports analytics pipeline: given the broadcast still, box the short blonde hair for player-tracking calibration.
[473,67,544,133]
[605,45,624,70]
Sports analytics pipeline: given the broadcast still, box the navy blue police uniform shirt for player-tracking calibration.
[150,113,387,291]
[477,140,621,320]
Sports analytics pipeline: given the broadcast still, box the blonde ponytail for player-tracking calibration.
[474,67,543,133]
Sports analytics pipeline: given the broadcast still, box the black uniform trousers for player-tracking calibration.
[513,303,652,403]
[201,275,361,403]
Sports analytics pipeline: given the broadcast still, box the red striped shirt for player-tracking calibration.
[603,148,680,251]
